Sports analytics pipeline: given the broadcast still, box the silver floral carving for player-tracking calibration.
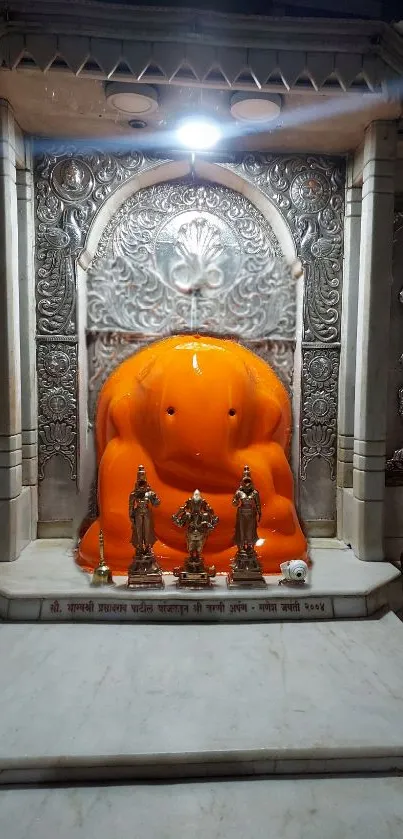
[34,147,163,484]
[290,171,331,214]
[300,348,339,480]
[35,148,158,337]
[224,154,344,344]
[51,158,94,203]
[40,386,75,422]
[386,447,403,486]
[87,182,294,339]
[37,342,77,479]
[39,422,76,476]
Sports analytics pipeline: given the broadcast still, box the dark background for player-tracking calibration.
[93,0,403,21]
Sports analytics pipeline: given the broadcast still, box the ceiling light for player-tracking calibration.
[230,93,281,123]
[105,83,159,116]
[175,117,222,150]
[128,119,147,129]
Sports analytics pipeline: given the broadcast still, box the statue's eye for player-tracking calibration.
[167,407,175,415]
[228,408,236,416]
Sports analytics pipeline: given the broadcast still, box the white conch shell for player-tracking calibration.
[280,559,308,582]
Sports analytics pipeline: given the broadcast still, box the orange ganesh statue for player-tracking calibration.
[78,335,307,575]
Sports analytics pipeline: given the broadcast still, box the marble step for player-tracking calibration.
[2,614,403,783]
[3,776,403,839]
[0,538,401,622]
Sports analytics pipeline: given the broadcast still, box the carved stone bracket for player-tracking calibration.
[300,346,339,481]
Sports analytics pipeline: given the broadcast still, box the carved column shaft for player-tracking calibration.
[17,155,38,488]
[0,99,23,560]
[338,168,361,493]
[352,120,397,560]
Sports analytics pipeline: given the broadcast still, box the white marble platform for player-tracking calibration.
[0,539,401,622]
[2,777,403,839]
[2,613,403,782]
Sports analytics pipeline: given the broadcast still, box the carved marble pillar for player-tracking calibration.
[0,100,23,560]
[337,162,361,540]
[352,121,397,561]
[17,151,38,488]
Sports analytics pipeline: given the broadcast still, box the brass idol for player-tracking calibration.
[172,490,218,588]
[127,465,164,589]
[228,466,267,588]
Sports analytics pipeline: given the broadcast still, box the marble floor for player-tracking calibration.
[2,613,403,782]
[2,777,403,839]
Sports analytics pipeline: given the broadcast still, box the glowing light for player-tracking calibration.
[176,118,221,150]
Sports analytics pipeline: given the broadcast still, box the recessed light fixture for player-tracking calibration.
[128,119,147,129]
[105,83,159,116]
[230,92,281,123]
[175,116,222,150]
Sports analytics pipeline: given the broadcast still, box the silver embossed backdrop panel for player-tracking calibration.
[88,181,294,339]
[223,155,344,345]
[34,149,344,533]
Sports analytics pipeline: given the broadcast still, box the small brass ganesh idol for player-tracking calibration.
[127,465,164,589]
[227,466,267,588]
[172,489,218,588]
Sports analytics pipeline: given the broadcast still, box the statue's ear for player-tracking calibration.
[136,354,160,388]
[102,355,162,444]
[253,384,291,451]
[96,349,160,454]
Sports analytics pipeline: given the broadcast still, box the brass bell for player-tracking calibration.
[91,530,115,586]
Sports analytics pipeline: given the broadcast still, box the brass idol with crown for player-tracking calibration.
[227,465,267,588]
[127,465,164,589]
[172,489,218,588]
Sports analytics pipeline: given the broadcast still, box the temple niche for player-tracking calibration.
[0,0,402,611]
[35,152,345,555]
